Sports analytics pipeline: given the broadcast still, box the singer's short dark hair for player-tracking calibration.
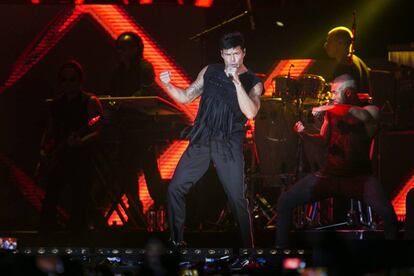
[220,32,245,50]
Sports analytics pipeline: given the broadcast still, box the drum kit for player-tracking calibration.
[254,74,329,187]
[272,74,327,105]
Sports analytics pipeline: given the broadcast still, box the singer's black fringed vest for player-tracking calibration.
[187,64,261,145]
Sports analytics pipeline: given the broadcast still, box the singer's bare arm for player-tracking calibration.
[228,68,262,119]
[234,81,262,119]
[160,66,207,104]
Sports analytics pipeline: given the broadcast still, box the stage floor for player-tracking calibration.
[0,227,405,248]
[1,229,414,274]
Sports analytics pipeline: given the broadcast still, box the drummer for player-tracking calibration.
[324,26,370,95]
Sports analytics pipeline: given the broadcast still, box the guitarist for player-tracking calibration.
[39,60,103,232]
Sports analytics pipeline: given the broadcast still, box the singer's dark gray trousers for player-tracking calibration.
[167,138,254,248]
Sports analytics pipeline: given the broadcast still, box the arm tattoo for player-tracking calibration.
[185,78,203,102]
[250,82,263,97]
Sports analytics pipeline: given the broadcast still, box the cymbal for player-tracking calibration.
[260,96,283,101]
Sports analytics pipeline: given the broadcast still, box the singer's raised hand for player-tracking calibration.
[160,71,171,86]
[225,66,241,85]
[225,66,237,76]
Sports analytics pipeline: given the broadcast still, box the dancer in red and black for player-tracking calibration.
[275,74,398,247]
[160,32,263,248]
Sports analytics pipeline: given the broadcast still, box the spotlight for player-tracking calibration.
[107,256,121,263]
[180,249,188,255]
[23,249,32,255]
[194,249,201,254]
[65,248,73,255]
[256,249,264,255]
[240,248,249,255]
[283,249,291,255]
[124,249,133,254]
[297,249,305,255]
[111,249,119,254]
[51,248,59,254]
[269,249,277,255]
[276,21,284,27]
[208,249,216,255]
[37,248,45,255]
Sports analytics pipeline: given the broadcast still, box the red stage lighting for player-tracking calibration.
[0,4,199,225]
[194,0,214,8]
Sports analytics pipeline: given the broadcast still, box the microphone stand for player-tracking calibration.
[349,10,356,65]
[291,64,304,181]
[189,11,250,41]
[289,64,308,228]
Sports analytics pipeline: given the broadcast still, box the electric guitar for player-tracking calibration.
[35,115,101,182]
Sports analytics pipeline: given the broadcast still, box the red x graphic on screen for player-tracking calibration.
[1,4,198,223]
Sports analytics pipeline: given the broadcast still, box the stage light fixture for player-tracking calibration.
[276,21,284,27]
[269,249,277,255]
[207,249,216,255]
[242,248,251,255]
